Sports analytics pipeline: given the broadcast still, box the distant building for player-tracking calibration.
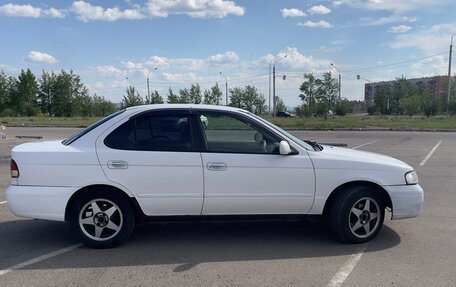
[350,100,364,113]
[364,75,449,110]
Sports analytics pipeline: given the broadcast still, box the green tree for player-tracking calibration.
[334,98,353,116]
[178,88,190,103]
[13,69,39,116]
[189,84,202,104]
[166,87,179,103]
[204,83,223,105]
[299,73,318,110]
[253,93,267,115]
[121,86,143,108]
[275,96,286,113]
[391,75,412,114]
[401,95,422,116]
[145,90,164,104]
[91,94,116,116]
[38,71,56,115]
[374,83,391,114]
[316,71,338,110]
[0,71,9,112]
[229,87,243,108]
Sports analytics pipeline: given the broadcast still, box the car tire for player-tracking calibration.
[69,189,135,249]
[329,186,385,243]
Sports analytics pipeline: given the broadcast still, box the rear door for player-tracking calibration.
[96,109,204,216]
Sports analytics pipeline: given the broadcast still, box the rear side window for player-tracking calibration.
[63,110,125,145]
[104,113,193,152]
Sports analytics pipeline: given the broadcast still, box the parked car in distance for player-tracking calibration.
[276,111,295,118]
[6,104,423,248]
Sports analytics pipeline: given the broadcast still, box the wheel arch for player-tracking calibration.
[64,184,144,222]
[322,181,392,217]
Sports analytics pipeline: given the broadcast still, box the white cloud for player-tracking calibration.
[308,5,331,15]
[298,20,333,29]
[145,0,245,19]
[334,0,446,12]
[280,8,306,18]
[0,3,65,18]
[388,25,412,33]
[43,8,66,19]
[70,0,244,22]
[95,65,127,77]
[275,47,329,71]
[162,72,207,83]
[145,56,170,68]
[72,1,144,22]
[389,22,456,53]
[360,14,417,26]
[207,51,239,63]
[25,51,57,64]
[409,56,447,77]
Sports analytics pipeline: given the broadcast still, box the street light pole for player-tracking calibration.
[269,60,273,114]
[331,63,341,101]
[147,67,158,100]
[447,34,455,115]
[220,72,228,105]
[272,55,287,116]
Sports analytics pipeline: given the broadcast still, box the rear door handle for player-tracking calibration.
[207,162,227,171]
[107,160,128,169]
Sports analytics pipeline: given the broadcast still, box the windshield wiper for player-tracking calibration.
[305,140,323,151]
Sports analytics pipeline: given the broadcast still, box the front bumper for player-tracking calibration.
[5,185,74,221]
[384,184,424,220]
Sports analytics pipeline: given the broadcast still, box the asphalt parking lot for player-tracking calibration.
[0,127,455,286]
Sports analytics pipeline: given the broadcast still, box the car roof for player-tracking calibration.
[126,104,246,113]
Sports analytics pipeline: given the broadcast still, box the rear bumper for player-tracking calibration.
[5,185,73,221]
[384,184,424,220]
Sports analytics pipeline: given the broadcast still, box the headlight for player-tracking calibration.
[405,171,419,185]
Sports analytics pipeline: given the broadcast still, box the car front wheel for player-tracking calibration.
[69,190,135,248]
[330,186,385,243]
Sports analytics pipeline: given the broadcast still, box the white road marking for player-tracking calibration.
[352,140,378,150]
[0,201,6,205]
[0,244,82,277]
[420,140,442,166]
[327,247,366,287]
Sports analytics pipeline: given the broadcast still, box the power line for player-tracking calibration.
[342,52,448,74]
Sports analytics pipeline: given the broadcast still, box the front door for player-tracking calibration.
[196,111,315,215]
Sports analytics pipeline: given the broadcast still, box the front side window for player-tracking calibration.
[104,113,193,152]
[198,112,280,154]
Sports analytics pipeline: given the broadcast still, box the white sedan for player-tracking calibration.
[6,105,423,248]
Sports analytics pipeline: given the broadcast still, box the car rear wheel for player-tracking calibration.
[69,189,135,248]
[330,186,385,243]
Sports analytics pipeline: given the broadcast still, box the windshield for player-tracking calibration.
[244,111,314,151]
[62,110,125,145]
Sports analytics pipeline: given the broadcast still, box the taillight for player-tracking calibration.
[11,159,19,178]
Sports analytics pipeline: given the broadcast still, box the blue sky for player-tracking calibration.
[1,0,455,107]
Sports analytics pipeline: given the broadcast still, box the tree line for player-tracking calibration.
[121,83,271,115]
[0,69,116,117]
[370,76,456,117]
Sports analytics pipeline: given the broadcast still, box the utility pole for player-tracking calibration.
[272,55,287,116]
[447,34,455,115]
[147,77,150,99]
[147,67,158,101]
[220,72,228,105]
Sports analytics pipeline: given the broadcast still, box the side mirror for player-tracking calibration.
[279,140,292,155]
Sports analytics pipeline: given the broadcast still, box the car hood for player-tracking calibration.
[317,145,411,169]
[307,145,414,186]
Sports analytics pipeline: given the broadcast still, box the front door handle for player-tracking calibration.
[107,160,128,169]
[207,162,227,171]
